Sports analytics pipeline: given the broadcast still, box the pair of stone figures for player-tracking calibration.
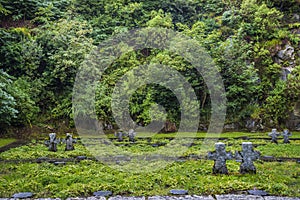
[48,133,74,152]
[115,129,136,142]
[269,129,292,144]
[207,142,260,174]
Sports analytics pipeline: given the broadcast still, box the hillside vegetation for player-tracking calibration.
[0,0,300,134]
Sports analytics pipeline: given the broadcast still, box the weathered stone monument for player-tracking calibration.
[235,142,260,174]
[282,129,292,144]
[115,130,124,142]
[268,128,280,144]
[65,133,75,151]
[207,142,233,174]
[48,133,57,152]
[128,129,136,142]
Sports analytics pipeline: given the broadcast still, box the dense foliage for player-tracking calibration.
[0,0,299,134]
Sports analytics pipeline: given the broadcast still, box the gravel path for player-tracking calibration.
[1,195,299,200]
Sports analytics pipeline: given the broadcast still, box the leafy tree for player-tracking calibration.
[0,70,17,132]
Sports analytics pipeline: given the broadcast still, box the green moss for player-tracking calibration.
[0,160,299,198]
[0,138,16,147]
[0,132,299,198]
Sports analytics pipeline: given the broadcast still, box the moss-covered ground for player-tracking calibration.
[0,132,299,199]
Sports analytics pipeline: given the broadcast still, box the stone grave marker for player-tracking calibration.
[65,133,75,151]
[268,129,280,144]
[282,129,292,144]
[207,142,233,174]
[115,130,124,142]
[128,129,136,142]
[235,142,260,174]
[48,133,58,152]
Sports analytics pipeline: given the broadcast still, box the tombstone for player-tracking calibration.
[268,129,280,144]
[128,129,136,142]
[48,133,58,152]
[115,130,124,142]
[65,133,75,151]
[235,142,260,174]
[282,129,292,144]
[207,142,233,174]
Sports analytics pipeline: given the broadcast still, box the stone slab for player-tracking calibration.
[12,192,33,199]
[248,190,268,196]
[169,190,188,195]
[215,194,264,200]
[108,196,145,200]
[67,198,105,200]
[148,195,214,200]
[93,191,112,197]
[264,197,300,200]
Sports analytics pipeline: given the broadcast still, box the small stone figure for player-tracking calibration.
[268,128,280,144]
[49,133,57,152]
[207,142,233,174]
[128,129,136,142]
[235,142,260,174]
[65,133,75,151]
[282,129,292,144]
[115,130,124,142]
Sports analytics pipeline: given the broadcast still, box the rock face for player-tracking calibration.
[163,121,177,132]
[245,119,264,132]
[276,44,296,81]
[277,45,295,61]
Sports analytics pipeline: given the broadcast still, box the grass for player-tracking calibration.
[81,131,300,139]
[0,138,16,148]
[0,160,299,198]
[0,132,299,199]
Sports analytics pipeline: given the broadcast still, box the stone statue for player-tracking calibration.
[49,133,58,152]
[282,129,292,144]
[268,128,280,144]
[235,142,260,174]
[128,129,136,142]
[207,142,233,174]
[65,133,75,151]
